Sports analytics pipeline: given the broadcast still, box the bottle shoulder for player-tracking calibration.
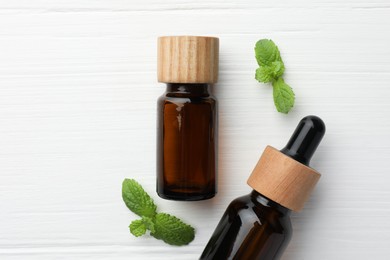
[228,193,292,232]
[159,91,217,98]
[157,94,217,105]
[158,84,217,101]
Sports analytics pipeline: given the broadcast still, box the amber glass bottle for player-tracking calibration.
[156,36,219,201]
[200,116,326,260]
[200,190,291,260]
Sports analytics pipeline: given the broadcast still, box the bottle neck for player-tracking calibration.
[165,83,211,97]
[250,190,291,215]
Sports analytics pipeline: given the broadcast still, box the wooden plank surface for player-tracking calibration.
[1,0,390,259]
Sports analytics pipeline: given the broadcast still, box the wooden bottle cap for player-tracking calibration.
[157,36,219,83]
[247,146,321,212]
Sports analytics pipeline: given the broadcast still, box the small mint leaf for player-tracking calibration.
[270,61,285,78]
[151,213,195,246]
[255,67,272,83]
[255,61,285,83]
[129,219,147,237]
[122,179,157,218]
[255,39,282,66]
[142,216,155,233]
[272,78,295,114]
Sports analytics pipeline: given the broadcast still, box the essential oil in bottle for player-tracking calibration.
[156,36,219,201]
[200,115,326,260]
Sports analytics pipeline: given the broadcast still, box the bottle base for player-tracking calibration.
[157,191,216,201]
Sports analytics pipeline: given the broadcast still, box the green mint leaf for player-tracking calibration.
[255,39,282,66]
[141,216,156,233]
[129,217,156,238]
[255,67,272,83]
[122,179,157,218]
[151,213,195,246]
[255,61,285,83]
[272,77,295,114]
[129,219,147,237]
[270,61,285,78]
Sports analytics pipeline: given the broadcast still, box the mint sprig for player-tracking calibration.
[122,179,195,246]
[255,39,295,114]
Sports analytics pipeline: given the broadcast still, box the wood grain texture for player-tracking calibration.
[158,36,219,83]
[0,0,390,259]
[247,146,321,212]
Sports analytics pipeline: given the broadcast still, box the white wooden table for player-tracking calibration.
[1,1,390,259]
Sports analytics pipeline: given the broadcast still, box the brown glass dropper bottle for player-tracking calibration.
[200,115,326,260]
[156,36,219,201]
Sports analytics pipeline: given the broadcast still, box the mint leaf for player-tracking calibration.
[122,179,157,218]
[255,39,282,66]
[255,61,285,83]
[272,78,295,114]
[129,219,147,237]
[141,216,155,233]
[269,61,285,79]
[129,216,155,237]
[151,213,195,246]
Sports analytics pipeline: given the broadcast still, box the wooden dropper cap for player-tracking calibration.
[157,36,219,83]
[247,116,326,212]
